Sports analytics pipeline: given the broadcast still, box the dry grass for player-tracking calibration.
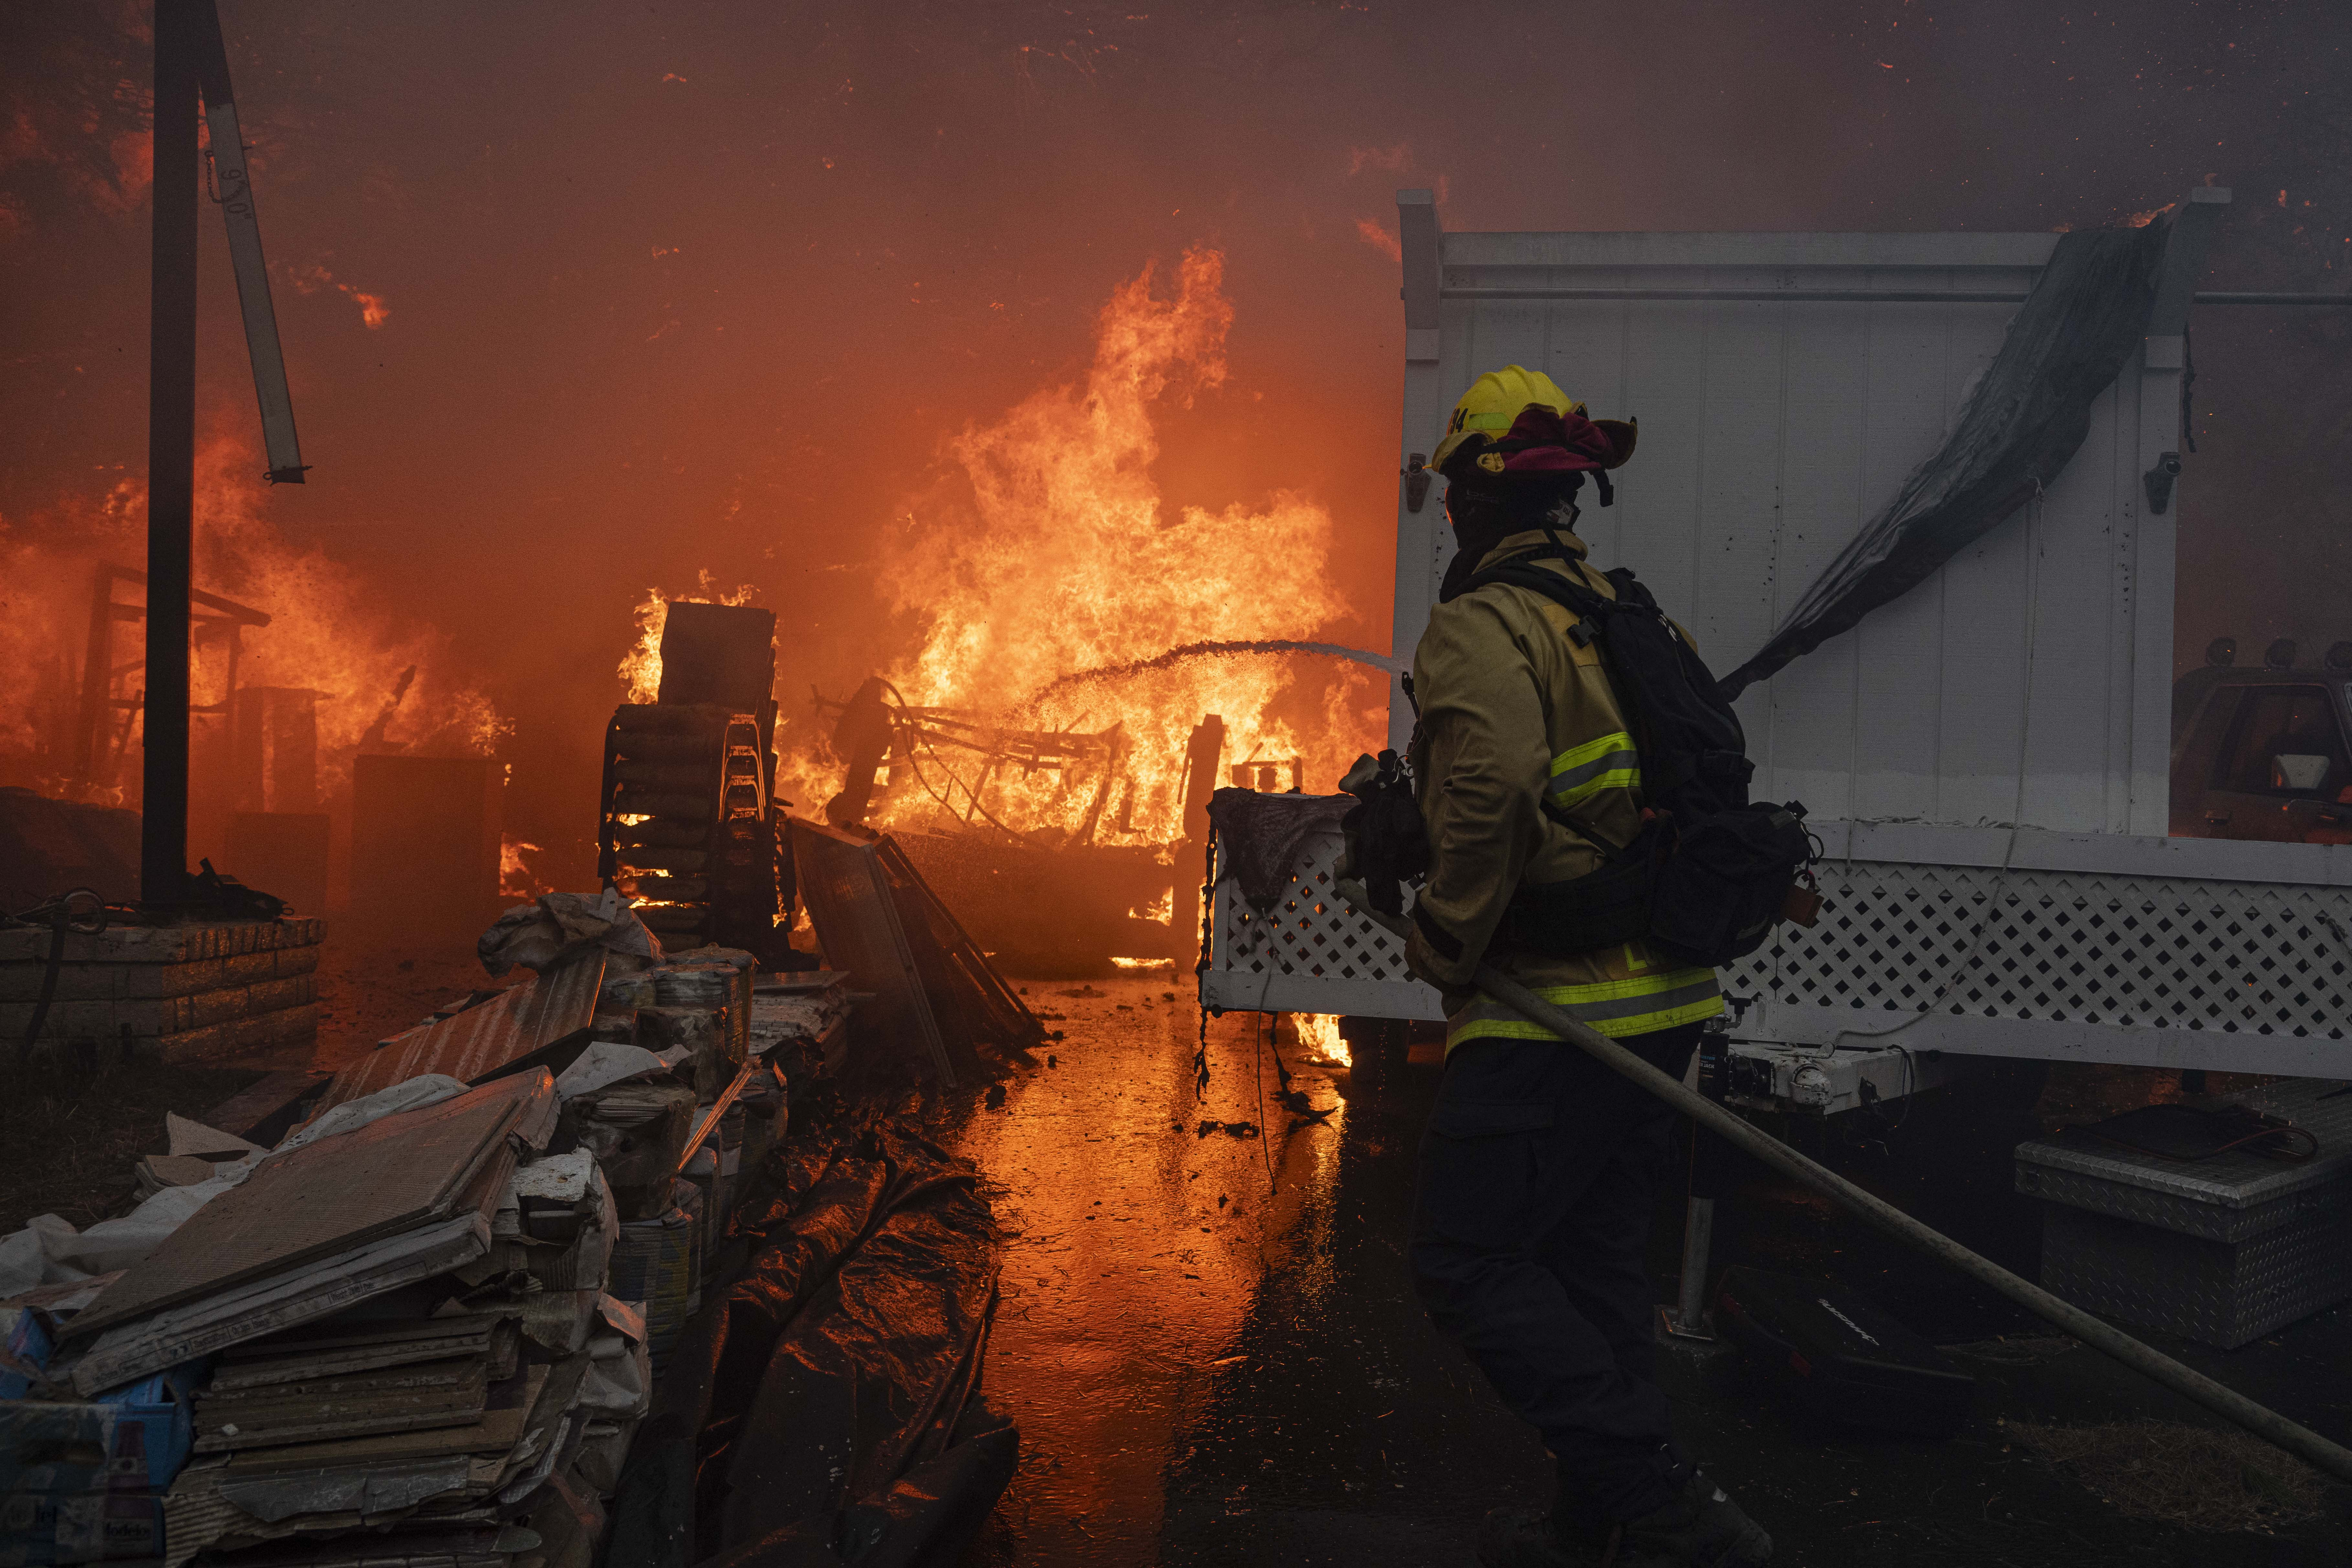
[2012,1419,2330,1532]
[0,1059,261,1235]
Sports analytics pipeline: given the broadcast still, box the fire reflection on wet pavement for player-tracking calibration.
[942,975,2352,1568]
[946,975,1545,1565]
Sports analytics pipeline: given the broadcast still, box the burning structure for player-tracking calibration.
[10,5,2352,1563]
[755,251,1392,971]
[595,601,792,961]
[583,251,1394,976]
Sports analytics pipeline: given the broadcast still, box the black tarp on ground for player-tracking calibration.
[1719,216,2178,699]
[602,1115,1013,1568]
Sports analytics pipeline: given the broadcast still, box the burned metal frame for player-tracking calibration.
[813,687,1137,847]
[75,562,271,797]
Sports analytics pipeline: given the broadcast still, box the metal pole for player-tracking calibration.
[1671,1197,1715,1332]
[141,0,200,904]
[1336,881,2352,1486]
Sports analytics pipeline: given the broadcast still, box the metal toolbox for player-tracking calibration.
[2015,1078,2352,1348]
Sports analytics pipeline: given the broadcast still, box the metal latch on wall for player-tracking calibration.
[1402,453,1430,514]
[2143,451,2182,514]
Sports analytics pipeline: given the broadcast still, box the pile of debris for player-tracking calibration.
[0,1067,636,1568]
[0,836,1030,1568]
[0,889,858,1567]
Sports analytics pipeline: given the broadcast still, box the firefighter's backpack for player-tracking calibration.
[1433,553,1817,968]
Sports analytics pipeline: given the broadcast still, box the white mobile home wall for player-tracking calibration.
[1202,189,2352,1079]
[1388,197,2194,839]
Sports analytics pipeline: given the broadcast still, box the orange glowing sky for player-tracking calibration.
[4,2,2348,885]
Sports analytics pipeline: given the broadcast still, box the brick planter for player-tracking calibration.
[0,917,325,1067]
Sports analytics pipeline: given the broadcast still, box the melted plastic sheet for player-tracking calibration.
[1719,217,2176,699]
[1204,789,1354,910]
[602,1119,1011,1568]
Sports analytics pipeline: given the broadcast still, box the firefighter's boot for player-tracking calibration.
[1604,1472,1772,1566]
[1477,1504,1582,1567]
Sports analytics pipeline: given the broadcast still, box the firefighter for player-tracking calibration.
[1403,367,1773,1567]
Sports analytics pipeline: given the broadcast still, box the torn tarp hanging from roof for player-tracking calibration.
[1718,215,2177,700]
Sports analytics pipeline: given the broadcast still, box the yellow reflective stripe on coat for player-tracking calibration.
[1444,967,1722,1053]
[1546,729,1641,811]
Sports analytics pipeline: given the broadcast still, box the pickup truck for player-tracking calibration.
[2172,648,2352,844]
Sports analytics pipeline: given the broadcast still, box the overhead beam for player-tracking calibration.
[191,0,307,483]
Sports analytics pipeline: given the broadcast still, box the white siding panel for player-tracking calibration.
[1610,296,1713,617]
[1690,300,1787,675]
[1760,297,1875,818]
[1409,234,2158,835]
[1848,291,1971,822]
[1933,508,2034,826]
[2016,377,2128,830]
[2100,362,2150,833]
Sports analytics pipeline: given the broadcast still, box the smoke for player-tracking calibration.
[2,2,2348,881]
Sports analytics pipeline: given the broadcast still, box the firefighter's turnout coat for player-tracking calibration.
[1404,526,1724,1052]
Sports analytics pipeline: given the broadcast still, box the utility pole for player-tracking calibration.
[142,0,200,903]
[139,0,306,904]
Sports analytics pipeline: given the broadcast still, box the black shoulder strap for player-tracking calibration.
[1462,559,1615,646]
[1601,566,1656,612]
[1457,558,1640,850]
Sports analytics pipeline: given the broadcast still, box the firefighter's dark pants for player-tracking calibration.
[1410,1022,1702,1524]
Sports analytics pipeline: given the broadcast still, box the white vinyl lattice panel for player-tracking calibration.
[1200,831,1441,1018]
[1201,833,2352,1055]
[1732,863,2352,1040]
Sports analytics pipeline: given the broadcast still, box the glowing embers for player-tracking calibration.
[1290,1012,1349,1069]
[597,705,775,947]
[499,834,547,899]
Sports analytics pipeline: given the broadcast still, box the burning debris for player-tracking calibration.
[0,444,506,920]
[828,248,1382,848]
[596,603,792,964]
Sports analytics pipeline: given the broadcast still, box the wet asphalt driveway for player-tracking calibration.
[942,975,2352,1566]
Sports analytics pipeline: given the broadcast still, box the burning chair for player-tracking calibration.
[595,602,794,959]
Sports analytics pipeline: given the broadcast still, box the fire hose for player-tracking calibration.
[12,889,108,1067]
[1334,878,2352,1487]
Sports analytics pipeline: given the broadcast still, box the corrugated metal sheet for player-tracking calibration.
[1391,203,2206,837]
[315,955,606,1113]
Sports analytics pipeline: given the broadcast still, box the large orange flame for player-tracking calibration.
[0,439,505,808]
[779,246,1383,843]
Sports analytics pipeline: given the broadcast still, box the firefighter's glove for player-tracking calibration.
[1338,750,1430,918]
